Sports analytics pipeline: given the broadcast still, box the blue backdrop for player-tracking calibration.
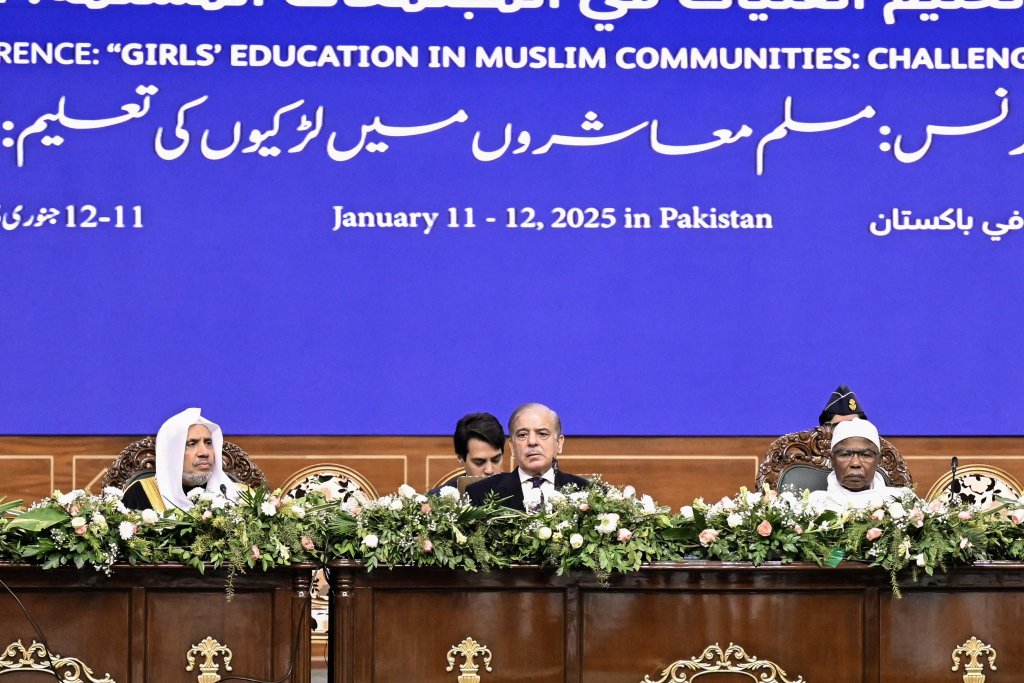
[0,0,1020,434]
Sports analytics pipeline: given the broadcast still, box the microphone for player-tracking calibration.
[949,456,960,506]
[220,483,228,496]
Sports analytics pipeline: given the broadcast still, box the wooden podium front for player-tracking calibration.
[328,561,1024,683]
[0,564,312,683]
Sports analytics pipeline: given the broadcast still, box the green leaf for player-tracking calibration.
[825,548,845,568]
[7,507,68,532]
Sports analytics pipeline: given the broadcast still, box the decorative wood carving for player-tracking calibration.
[755,424,912,490]
[98,436,267,490]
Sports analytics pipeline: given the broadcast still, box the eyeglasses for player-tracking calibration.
[832,449,879,462]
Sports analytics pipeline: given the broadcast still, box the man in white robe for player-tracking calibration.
[808,419,910,513]
[123,408,240,511]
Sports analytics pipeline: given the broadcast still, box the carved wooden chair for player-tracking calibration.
[925,465,1023,506]
[431,467,466,493]
[98,436,267,491]
[755,424,912,493]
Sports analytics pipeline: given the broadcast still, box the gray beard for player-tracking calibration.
[181,471,212,488]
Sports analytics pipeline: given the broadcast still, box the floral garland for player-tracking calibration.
[4,479,1024,595]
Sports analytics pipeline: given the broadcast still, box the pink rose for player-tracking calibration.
[865,527,883,542]
[68,504,80,515]
[421,538,433,553]
[251,545,261,559]
[792,524,803,535]
[756,520,772,537]
[1011,509,1024,525]
[74,526,88,536]
[927,499,945,514]
[202,510,213,521]
[958,511,972,521]
[579,503,590,512]
[617,528,633,542]
[871,509,885,521]
[420,503,432,514]
[698,529,719,547]
[269,496,281,509]
[907,506,925,528]
[765,488,778,502]
[301,536,315,551]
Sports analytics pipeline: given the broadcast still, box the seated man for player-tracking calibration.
[467,403,587,511]
[808,418,909,512]
[428,412,506,495]
[819,384,868,425]
[122,408,241,512]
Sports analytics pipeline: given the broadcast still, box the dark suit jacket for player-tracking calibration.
[466,469,589,510]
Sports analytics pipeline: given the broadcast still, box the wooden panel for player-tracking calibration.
[0,455,54,504]
[582,591,864,683]
[146,591,275,682]
[880,589,1024,683]
[560,454,758,508]
[368,590,566,682]
[0,589,130,681]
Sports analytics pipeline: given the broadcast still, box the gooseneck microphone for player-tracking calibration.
[949,456,960,506]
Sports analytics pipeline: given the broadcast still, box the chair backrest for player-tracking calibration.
[756,424,912,492]
[281,463,378,501]
[98,436,267,490]
[925,464,1023,506]
[431,467,466,492]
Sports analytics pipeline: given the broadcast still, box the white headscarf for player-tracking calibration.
[155,407,239,510]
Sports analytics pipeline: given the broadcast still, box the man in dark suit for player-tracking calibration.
[467,403,588,511]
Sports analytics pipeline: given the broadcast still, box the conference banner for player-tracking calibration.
[0,0,1019,435]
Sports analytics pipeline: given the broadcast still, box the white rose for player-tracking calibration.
[118,521,137,540]
[779,492,798,508]
[546,489,565,505]
[888,502,907,519]
[868,496,884,510]
[438,486,460,500]
[186,488,205,501]
[388,498,404,511]
[569,491,589,503]
[103,486,125,499]
[260,501,277,516]
[70,516,86,528]
[362,534,379,548]
[726,513,743,528]
[141,509,160,525]
[91,512,106,527]
[57,491,82,506]
[719,496,736,510]
[342,498,362,515]
[290,505,306,518]
[569,533,584,549]
[680,505,695,520]
[523,489,544,513]
[210,497,227,510]
[595,513,620,535]
[640,494,657,514]
[375,495,394,508]
[398,484,417,499]
[537,526,553,540]
[622,485,636,498]
[747,492,762,506]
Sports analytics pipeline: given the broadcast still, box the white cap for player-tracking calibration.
[830,418,881,452]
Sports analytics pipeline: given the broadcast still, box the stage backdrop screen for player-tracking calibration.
[0,0,1020,435]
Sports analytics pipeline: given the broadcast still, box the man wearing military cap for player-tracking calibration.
[819,384,868,425]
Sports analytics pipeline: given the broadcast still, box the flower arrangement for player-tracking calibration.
[326,484,514,571]
[506,481,678,581]
[5,480,1024,596]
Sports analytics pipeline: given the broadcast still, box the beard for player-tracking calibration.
[181,470,212,487]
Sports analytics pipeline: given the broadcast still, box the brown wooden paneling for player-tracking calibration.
[880,588,1024,683]
[369,590,566,682]
[0,564,311,683]
[582,591,863,683]
[3,434,1024,511]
